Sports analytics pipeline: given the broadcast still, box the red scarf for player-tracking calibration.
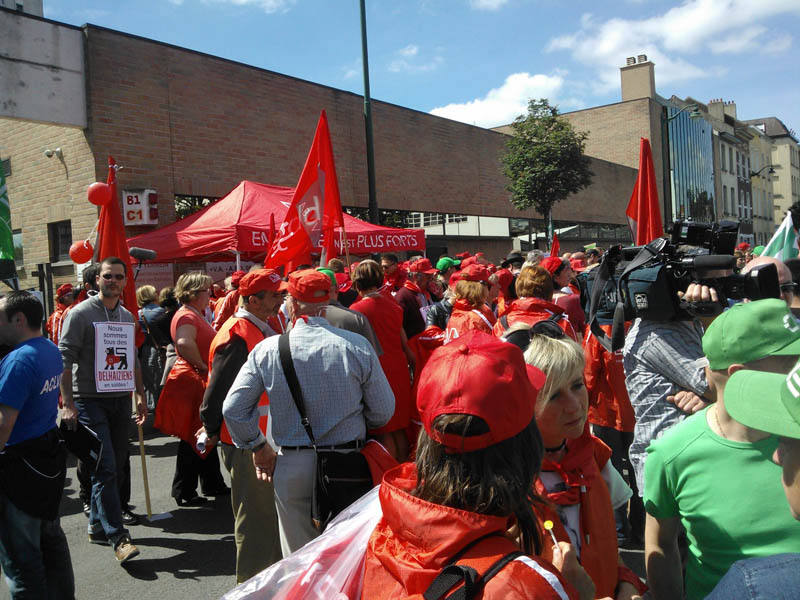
[536,426,607,506]
[404,280,423,294]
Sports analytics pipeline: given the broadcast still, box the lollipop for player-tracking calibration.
[543,519,559,547]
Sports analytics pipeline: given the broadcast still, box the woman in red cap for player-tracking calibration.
[350,260,415,461]
[361,331,592,599]
[505,326,646,600]
[444,264,496,342]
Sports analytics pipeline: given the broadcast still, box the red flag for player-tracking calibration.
[96,156,138,314]
[265,110,344,269]
[626,138,664,245]
[550,232,560,257]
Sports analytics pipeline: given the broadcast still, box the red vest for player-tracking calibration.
[208,316,269,445]
[534,442,620,598]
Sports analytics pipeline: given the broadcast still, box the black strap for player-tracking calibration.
[499,314,509,332]
[423,537,524,600]
[277,333,316,449]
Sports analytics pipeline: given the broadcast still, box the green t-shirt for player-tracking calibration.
[644,406,800,600]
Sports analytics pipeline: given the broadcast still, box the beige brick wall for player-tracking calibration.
[0,118,98,291]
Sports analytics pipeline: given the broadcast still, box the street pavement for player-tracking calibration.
[1,416,239,600]
[0,415,646,599]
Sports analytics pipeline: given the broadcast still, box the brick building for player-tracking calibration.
[1,9,636,296]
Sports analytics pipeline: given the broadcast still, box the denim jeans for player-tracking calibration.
[706,553,800,600]
[74,396,131,546]
[0,491,75,599]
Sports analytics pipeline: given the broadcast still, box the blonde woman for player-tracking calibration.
[136,284,165,411]
[444,264,496,342]
[156,272,228,506]
[505,325,646,599]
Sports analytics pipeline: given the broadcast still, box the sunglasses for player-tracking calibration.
[101,273,125,281]
[504,319,566,353]
[781,283,797,293]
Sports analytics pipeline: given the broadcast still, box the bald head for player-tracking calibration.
[742,256,792,284]
[742,256,794,305]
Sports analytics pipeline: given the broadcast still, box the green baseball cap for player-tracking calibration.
[316,268,336,288]
[725,360,800,439]
[752,245,765,256]
[436,257,460,272]
[702,299,800,370]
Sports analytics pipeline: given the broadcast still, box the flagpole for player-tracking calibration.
[360,0,379,225]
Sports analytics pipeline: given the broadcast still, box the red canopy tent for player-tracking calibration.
[127,180,425,262]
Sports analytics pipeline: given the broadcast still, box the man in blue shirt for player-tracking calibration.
[0,291,74,598]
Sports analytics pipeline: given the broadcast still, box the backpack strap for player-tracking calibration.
[499,314,510,332]
[423,534,524,600]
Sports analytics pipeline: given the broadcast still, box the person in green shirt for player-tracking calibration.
[644,299,800,600]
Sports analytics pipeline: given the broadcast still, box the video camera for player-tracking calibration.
[582,219,781,351]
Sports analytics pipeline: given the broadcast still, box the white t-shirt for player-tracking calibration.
[539,462,632,556]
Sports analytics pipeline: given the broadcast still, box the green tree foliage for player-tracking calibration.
[502,99,593,244]
[174,195,220,220]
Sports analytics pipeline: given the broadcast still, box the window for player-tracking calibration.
[736,151,740,177]
[47,220,72,263]
[446,214,468,224]
[728,147,733,172]
[720,143,726,171]
[12,229,23,266]
[723,186,728,214]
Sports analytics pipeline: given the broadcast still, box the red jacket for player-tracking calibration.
[362,463,576,600]
[584,324,635,432]
[492,297,577,341]
[212,289,240,330]
[445,299,496,343]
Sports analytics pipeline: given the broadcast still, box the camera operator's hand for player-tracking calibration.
[667,390,709,415]
[678,283,722,324]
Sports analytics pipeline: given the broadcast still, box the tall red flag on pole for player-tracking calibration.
[265,110,345,270]
[96,156,138,316]
[550,232,560,257]
[626,138,664,245]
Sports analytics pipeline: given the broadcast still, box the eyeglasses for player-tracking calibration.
[504,319,566,353]
[101,273,125,281]
[781,283,797,293]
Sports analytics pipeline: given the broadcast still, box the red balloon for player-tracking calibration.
[69,240,94,264]
[87,182,111,206]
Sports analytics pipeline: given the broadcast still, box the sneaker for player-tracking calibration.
[88,530,110,546]
[114,536,140,563]
[121,507,140,526]
[82,501,91,517]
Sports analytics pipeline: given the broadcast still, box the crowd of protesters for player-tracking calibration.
[2,238,800,599]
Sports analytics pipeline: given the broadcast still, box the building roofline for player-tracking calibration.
[0,5,82,31]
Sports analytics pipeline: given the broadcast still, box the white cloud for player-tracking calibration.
[429,72,565,128]
[203,0,296,14]
[764,33,793,54]
[397,44,419,58]
[469,0,509,11]
[388,44,443,73]
[341,58,361,81]
[708,26,767,54]
[547,0,800,92]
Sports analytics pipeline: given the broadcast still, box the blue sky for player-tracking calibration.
[45,0,800,133]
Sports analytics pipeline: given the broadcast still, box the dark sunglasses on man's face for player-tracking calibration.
[781,283,797,294]
[101,273,125,281]
[504,319,565,353]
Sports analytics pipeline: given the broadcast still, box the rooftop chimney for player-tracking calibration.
[621,55,656,102]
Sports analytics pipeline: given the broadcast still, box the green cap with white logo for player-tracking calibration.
[702,299,800,370]
[725,359,800,439]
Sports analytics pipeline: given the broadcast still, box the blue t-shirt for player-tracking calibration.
[0,336,63,446]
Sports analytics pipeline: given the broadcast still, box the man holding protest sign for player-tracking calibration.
[59,257,147,564]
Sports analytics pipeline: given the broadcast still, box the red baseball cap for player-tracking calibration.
[736,242,752,251]
[569,258,586,273]
[455,252,471,260]
[494,268,514,292]
[56,283,74,298]
[230,270,247,288]
[335,272,353,293]
[540,256,565,275]
[238,269,288,296]
[408,258,438,274]
[452,263,490,283]
[417,331,545,453]
[287,269,331,303]
[461,256,478,268]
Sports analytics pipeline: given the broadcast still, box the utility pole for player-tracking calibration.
[360,0,379,225]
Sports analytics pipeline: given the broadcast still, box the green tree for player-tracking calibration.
[502,99,593,247]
